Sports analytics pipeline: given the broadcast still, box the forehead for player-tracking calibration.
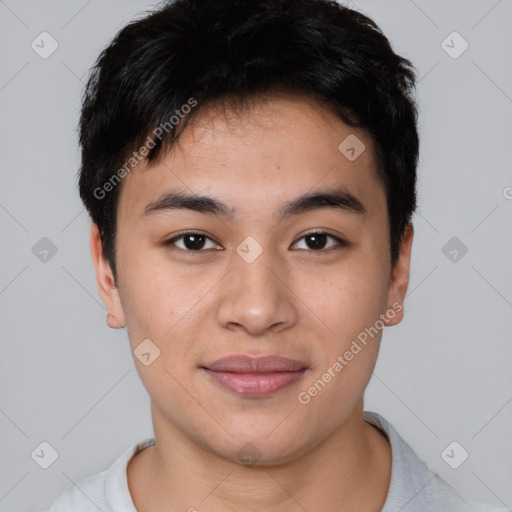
[116,94,384,222]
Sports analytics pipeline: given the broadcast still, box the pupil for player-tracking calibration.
[307,233,326,250]
[184,234,205,250]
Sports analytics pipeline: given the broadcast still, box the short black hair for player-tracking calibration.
[78,0,419,286]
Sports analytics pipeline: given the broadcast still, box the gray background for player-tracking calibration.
[0,0,511,510]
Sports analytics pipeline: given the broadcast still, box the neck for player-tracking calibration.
[127,402,391,512]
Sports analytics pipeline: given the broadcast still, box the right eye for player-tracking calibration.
[164,231,223,252]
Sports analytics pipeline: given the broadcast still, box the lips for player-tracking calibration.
[200,355,308,396]
[201,355,307,373]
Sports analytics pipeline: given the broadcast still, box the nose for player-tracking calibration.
[216,247,298,336]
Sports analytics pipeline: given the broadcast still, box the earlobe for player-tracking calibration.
[385,223,414,327]
[106,312,125,329]
[90,223,126,329]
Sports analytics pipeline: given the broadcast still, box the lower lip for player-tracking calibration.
[202,369,306,396]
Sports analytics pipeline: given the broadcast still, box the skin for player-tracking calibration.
[91,93,414,512]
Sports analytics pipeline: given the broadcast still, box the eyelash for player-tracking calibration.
[163,230,347,253]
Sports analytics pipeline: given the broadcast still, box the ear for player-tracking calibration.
[384,223,414,326]
[90,223,126,329]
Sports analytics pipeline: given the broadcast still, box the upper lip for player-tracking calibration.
[201,355,307,373]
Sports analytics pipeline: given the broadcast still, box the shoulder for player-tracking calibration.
[462,505,510,512]
[41,437,155,512]
[41,469,109,511]
[364,412,509,512]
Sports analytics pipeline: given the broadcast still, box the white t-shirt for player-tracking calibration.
[42,412,507,511]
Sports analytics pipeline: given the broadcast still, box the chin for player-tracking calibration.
[204,431,311,467]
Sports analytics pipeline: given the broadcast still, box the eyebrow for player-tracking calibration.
[142,187,366,221]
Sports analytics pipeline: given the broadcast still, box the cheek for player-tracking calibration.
[117,250,182,346]
[120,276,209,379]
[301,261,389,339]
[295,257,388,399]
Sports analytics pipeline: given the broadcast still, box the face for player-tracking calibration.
[91,94,413,464]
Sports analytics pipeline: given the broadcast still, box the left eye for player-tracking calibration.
[291,232,346,251]
[165,231,345,252]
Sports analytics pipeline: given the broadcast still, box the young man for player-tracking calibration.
[44,0,506,510]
